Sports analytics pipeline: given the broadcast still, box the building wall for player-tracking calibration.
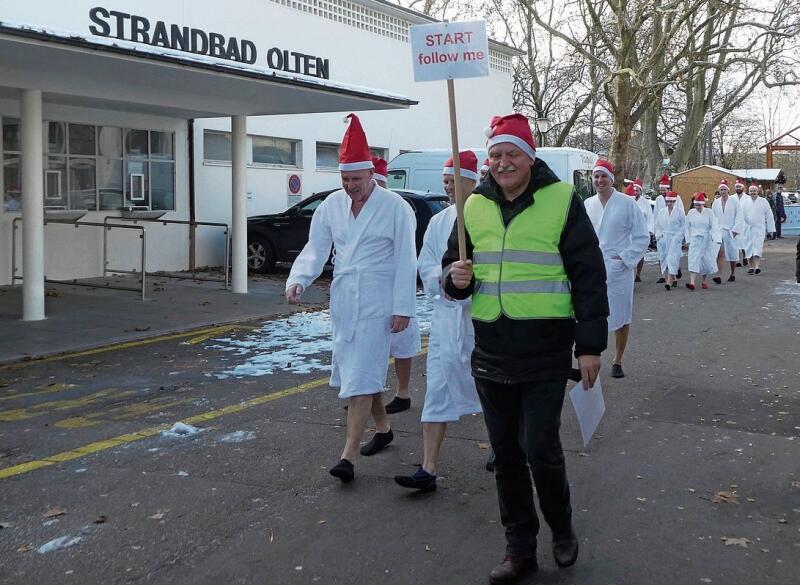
[0,100,189,286]
[672,167,738,209]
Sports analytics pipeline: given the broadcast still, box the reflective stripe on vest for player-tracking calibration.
[464,182,575,321]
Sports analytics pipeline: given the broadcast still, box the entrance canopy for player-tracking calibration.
[0,24,416,118]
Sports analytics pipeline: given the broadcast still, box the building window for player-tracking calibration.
[252,135,300,167]
[0,118,175,212]
[316,142,386,170]
[203,130,232,163]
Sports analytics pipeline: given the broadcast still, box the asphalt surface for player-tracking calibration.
[1,238,798,585]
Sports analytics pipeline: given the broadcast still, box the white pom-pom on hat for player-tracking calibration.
[342,115,351,123]
[484,127,494,138]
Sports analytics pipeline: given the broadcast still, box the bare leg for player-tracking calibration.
[689,271,697,286]
[613,325,630,366]
[393,358,412,399]
[421,422,447,475]
[751,255,761,270]
[370,394,391,433]
[636,258,644,279]
[729,260,736,277]
[341,394,377,461]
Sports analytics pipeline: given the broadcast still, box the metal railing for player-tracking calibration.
[103,216,230,289]
[11,217,148,300]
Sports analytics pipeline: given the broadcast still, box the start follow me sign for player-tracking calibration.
[410,20,489,82]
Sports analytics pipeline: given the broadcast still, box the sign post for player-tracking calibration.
[410,20,490,260]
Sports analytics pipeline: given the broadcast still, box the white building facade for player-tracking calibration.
[0,0,516,302]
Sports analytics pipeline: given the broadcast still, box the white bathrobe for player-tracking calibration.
[584,191,650,331]
[711,196,744,261]
[417,205,481,423]
[684,207,721,275]
[654,192,685,219]
[390,315,421,359]
[733,193,748,252]
[286,186,418,398]
[654,205,685,275]
[636,195,655,234]
[741,196,776,258]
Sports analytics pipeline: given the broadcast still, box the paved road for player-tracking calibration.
[1,239,798,585]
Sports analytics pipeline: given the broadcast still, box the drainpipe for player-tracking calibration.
[188,119,196,271]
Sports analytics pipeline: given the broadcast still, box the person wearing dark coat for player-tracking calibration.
[774,192,786,238]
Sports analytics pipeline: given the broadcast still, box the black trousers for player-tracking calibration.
[476,377,572,557]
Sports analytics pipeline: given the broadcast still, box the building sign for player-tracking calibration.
[88,6,330,79]
[287,173,302,196]
[410,21,489,82]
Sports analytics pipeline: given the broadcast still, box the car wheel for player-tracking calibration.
[247,237,275,273]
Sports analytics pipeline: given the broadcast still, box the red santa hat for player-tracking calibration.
[665,190,678,201]
[749,181,760,189]
[592,159,615,182]
[693,192,707,205]
[658,174,671,190]
[634,178,644,188]
[372,157,388,183]
[480,158,490,174]
[718,178,729,190]
[624,183,637,197]
[734,178,745,189]
[484,113,537,161]
[338,114,374,172]
[443,150,479,180]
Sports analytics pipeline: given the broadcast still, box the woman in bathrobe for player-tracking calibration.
[742,183,776,275]
[684,193,721,290]
[654,191,685,290]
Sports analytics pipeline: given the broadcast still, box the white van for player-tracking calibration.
[387,147,599,200]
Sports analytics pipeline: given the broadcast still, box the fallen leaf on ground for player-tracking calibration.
[317,520,326,525]
[17,544,33,553]
[93,515,107,524]
[425,544,431,551]
[0,522,12,529]
[134,326,151,332]
[148,510,168,520]
[721,536,752,547]
[477,442,490,450]
[43,507,66,518]
[711,491,739,504]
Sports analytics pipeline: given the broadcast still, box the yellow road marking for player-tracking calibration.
[0,383,76,402]
[0,324,253,371]
[184,325,243,345]
[55,396,193,429]
[0,343,432,480]
[0,389,135,422]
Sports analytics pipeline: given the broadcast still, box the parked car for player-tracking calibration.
[247,189,450,273]
[780,191,798,205]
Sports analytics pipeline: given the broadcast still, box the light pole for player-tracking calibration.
[535,117,551,147]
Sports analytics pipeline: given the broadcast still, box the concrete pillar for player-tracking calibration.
[21,89,45,321]
[231,115,248,294]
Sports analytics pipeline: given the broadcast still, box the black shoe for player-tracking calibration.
[489,555,538,584]
[329,459,354,483]
[360,429,394,456]
[394,468,437,491]
[712,276,722,284]
[634,275,641,283]
[553,529,579,568]
[747,268,755,275]
[736,262,742,267]
[384,396,411,414]
[742,258,749,266]
[754,268,761,275]
[486,449,496,472]
[656,277,666,283]
[676,269,683,279]
[665,284,671,290]
[611,363,624,378]
[728,275,735,282]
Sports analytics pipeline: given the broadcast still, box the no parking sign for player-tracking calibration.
[287,173,302,197]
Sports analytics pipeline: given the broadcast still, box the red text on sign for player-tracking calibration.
[425,31,474,46]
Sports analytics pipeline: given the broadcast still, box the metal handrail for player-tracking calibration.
[103,216,230,289]
[11,217,148,300]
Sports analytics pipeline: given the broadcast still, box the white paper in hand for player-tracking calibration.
[569,379,605,448]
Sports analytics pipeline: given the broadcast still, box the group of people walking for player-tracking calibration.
[283,112,782,584]
[650,177,778,290]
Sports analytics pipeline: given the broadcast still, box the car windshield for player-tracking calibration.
[426,197,450,214]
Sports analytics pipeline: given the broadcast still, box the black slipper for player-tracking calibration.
[360,429,394,456]
[385,396,411,414]
[736,262,742,267]
[712,276,722,284]
[747,269,754,275]
[665,284,671,290]
[656,277,666,283]
[727,275,735,282]
[611,364,625,378]
[329,459,354,483]
[755,268,761,275]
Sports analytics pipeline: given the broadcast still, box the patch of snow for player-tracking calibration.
[161,422,201,438]
[209,294,435,379]
[74,468,87,473]
[218,431,256,443]
[176,471,189,477]
[37,535,81,554]
[774,280,800,318]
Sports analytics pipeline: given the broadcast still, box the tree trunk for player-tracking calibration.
[609,77,637,181]
[642,99,663,183]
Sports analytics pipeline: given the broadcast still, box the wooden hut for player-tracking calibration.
[671,165,738,208]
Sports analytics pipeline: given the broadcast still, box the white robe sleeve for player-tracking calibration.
[392,201,418,317]
[732,202,745,236]
[417,215,444,298]
[654,209,664,240]
[710,210,722,244]
[286,201,333,292]
[684,210,692,243]
[764,200,776,233]
[621,202,650,269]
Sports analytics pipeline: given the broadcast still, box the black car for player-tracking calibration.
[247,189,450,273]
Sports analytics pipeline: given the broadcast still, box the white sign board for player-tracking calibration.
[410,21,490,82]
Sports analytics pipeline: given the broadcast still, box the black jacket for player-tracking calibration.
[443,159,609,384]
